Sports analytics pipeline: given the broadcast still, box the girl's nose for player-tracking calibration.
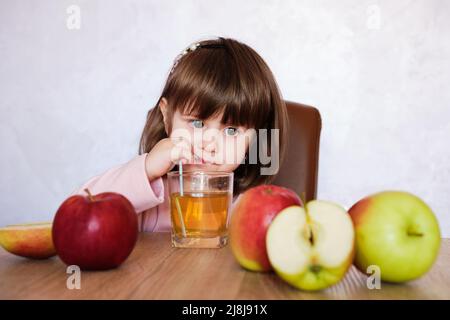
[203,139,216,153]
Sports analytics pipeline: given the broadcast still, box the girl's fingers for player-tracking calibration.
[170,137,217,164]
[192,144,217,164]
[170,136,191,148]
[180,147,194,163]
[191,145,203,163]
[171,144,194,164]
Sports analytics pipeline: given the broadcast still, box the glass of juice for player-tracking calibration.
[167,171,233,248]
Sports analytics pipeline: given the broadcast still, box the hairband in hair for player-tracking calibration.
[169,39,225,75]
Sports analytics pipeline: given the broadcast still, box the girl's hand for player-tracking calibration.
[144,137,194,181]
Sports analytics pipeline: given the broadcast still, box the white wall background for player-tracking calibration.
[1,0,449,236]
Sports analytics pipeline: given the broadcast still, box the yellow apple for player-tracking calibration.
[0,222,56,259]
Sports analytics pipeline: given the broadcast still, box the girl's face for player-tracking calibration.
[160,98,254,173]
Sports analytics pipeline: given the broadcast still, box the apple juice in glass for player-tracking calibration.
[167,171,233,248]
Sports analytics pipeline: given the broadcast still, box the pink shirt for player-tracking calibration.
[70,154,239,232]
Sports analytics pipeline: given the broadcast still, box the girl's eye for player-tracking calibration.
[224,127,239,136]
[190,119,204,129]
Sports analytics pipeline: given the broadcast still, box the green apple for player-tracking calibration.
[266,201,355,291]
[349,191,441,283]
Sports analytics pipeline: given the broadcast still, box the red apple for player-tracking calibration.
[229,184,302,272]
[52,189,138,270]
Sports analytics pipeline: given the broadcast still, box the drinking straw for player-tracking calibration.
[179,160,184,196]
[175,160,187,237]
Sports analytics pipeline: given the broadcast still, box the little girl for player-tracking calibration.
[71,37,289,232]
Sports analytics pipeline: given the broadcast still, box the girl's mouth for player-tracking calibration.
[193,154,211,164]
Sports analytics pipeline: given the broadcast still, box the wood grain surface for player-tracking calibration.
[0,233,448,299]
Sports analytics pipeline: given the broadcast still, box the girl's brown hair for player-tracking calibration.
[139,37,288,195]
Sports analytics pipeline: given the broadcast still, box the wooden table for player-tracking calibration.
[0,233,449,299]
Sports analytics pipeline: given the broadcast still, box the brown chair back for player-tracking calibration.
[272,101,322,202]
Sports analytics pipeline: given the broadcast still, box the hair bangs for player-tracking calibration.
[166,42,272,130]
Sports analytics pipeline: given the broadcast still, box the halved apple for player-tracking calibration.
[0,222,56,259]
[266,201,355,291]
